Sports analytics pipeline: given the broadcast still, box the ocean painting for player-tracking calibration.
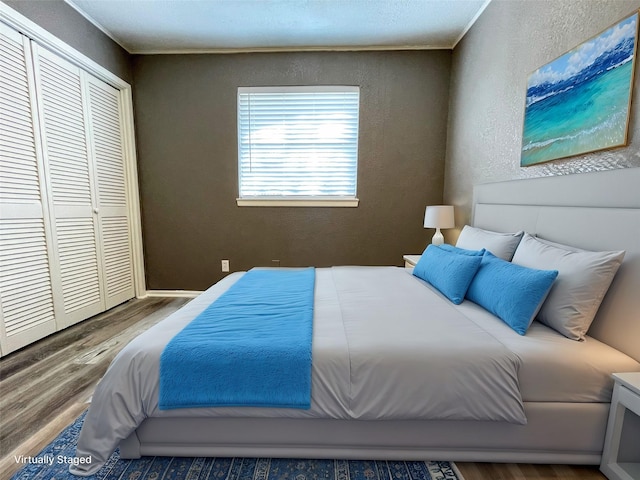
[521,12,638,166]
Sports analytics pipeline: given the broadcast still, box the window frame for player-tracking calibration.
[236,85,360,207]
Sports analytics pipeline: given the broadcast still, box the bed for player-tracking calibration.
[71,167,640,476]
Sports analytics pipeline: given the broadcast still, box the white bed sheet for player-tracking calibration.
[453,300,640,402]
[73,266,528,475]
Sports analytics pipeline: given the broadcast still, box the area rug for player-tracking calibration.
[10,411,465,480]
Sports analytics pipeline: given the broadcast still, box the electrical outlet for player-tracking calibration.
[272,259,280,267]
[221,259,230,272]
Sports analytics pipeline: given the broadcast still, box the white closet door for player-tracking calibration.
[85,75,134,309]
[0,24,57,354]
[32,45,104,327]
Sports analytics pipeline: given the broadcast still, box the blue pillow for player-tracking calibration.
[413,245,484,304]
[438,244,485,256]
[466,252,558,335]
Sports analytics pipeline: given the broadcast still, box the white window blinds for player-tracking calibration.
[237,86,359,200]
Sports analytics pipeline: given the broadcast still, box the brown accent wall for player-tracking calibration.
[133,50,451,290]
[4,0,132,83]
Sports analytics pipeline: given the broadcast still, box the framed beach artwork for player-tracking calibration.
[521,11,639,167]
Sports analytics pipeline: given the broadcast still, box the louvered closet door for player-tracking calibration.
[0,24,58,354]
[32,45,104,328]
[85,75,134,309]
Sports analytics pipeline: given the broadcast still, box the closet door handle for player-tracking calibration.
[93,208,99,214]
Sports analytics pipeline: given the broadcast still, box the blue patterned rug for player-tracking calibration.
[10,411,464,480]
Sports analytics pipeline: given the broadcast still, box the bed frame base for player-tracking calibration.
[120,402,607,465]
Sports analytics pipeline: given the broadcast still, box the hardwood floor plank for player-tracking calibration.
[0,296,190,478]
[0,401,89,480]
[456,462,606,479]
[0,296,607,480]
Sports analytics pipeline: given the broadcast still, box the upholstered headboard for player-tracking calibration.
[472,167,640,362]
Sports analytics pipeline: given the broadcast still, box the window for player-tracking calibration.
[237,86,360,207]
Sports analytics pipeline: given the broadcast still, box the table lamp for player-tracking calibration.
[423,205,454,245]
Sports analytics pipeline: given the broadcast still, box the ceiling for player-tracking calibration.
[65,0,491,54]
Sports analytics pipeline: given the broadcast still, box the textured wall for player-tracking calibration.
[445,0,640,234]
[133,51,451,290]
[3,0,132,83]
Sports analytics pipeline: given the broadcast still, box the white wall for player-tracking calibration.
[445,0,640,239]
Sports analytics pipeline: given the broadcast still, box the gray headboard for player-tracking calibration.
[471,167,640,362]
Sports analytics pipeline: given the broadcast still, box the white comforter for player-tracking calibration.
[71,267,526,476]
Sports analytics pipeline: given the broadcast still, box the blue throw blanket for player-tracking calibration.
[159,268,315,410]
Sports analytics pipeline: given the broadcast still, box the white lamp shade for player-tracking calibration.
[423,205,455,229]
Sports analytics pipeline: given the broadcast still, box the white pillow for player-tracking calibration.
[511,233,625,340]
[456,225,524,261]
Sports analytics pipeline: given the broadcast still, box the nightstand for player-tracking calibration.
[403,255,421,268]
[600,372,640,480]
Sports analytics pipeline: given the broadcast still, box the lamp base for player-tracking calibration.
[431,228,445,245]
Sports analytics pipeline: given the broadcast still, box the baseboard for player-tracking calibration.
[144,290,203,298]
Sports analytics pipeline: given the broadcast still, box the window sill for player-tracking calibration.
[236,198,359,207]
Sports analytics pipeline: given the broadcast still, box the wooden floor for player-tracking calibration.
[0,296,607,480]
